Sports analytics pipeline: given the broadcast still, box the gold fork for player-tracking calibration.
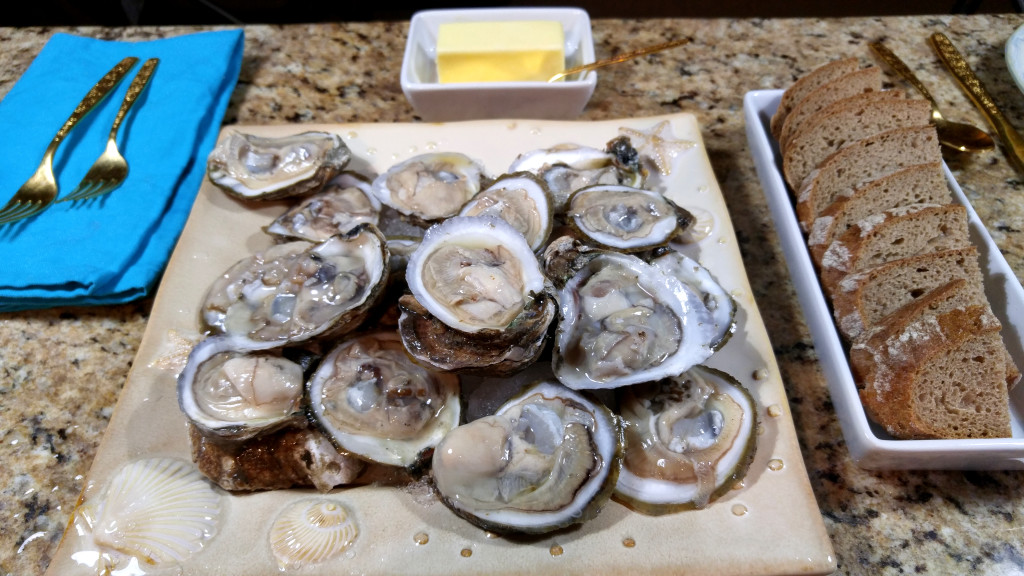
[0,57,139,225]
[60,58,159,203]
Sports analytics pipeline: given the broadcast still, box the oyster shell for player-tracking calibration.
[615,366,757,513]
[431,380,622,535]
[566,184,694,252]
[552,251,718,389]
[307,331,461,468]
[207,131,351,200]
[371,152,487,224]
[650,249,736,351]
[507,136,645,212]
[200,225,389,345]
[265,172,380,242]
[458,172,553,252]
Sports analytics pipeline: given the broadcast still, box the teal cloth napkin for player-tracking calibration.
[0,30,244,312]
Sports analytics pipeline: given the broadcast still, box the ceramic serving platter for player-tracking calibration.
[46,113,835,575]
[744,89,1024,470]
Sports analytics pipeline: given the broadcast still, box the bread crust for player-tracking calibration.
[770,57,859,140]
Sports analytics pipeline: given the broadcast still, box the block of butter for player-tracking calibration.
[436,20,565,83]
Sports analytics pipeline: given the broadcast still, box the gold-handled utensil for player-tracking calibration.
[548,38,690,83]
[930,32,1024,173]
[869,41,994,153]
[0,57,139,225]
[60,58,159,203]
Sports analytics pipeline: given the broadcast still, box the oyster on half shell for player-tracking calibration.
[458,172,554,252]
[207,131,351,200]
[615,365,757,513]
[566,184,694,252]
[431,380,622,535]
[371,152,487,224]
[265,172,380,242]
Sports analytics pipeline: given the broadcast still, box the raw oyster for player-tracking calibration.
[615,366,757,513]
[552,251,718,389]
[177,335,306,442]
[650,249,736,351]
[265,172,380,242]
[400,216,555,375]
[371,152,487,224]
[431,380,622,535]
[507,136,645,212]
[566,184,694,252]
[207,131,351,200]
[200,225,389,345]
[307,331,461,468]
[458,172,553,252]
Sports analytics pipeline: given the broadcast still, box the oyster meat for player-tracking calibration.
[552,251,718,389]
[200,225,389,345]
[566,184,694,252]
[458,172,553,252]
[207,131,351,200]
[307,331,461,468]
[431,380,622,534]
[507,137,645,211]
[615,366,757,512]
[265,172,380,242]
[371,152,487,224]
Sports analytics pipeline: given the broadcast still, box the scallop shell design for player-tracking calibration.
[269,498,359,569]
[91,457,222,564]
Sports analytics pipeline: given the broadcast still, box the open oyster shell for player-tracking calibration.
[650,248,736,351]
[566,184,694,252]
[615,366,757,513]
[458,172,554,252]
[265,172,380,242]
[207,131,351,201]
[200,224,389,345]
[307,331,461,469]
[370,152,487,224]
[431,380,622,535]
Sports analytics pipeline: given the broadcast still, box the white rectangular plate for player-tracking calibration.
[47,113,835,575]
[744,89,1024,470]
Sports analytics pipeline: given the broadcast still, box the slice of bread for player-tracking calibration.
[807,162,952,265]
[852,304,1011,439]
[795,126,941,231]
[818,204,971,294]
[830,246,984,341]
[778,66,884,151]
[770,57,860,140]
[783,93,930,190]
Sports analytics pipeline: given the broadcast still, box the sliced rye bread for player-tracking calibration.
[782,92,930,190]
[818,204,971,295]
[795,125,941,231]
[852,304,1011,439]
[770,57,860,140]
[778,66,884,151]
[830,246,984,341]
[807,161,952,265]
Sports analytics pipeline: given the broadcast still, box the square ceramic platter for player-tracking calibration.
[744,89,1024,470]
[401,8,596,121]
[47,113,835,575]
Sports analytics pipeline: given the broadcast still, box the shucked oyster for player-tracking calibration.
[458,172,553,252]
[566,184,694,252]
[200,225,389,345]
[507,136,645,212]
[207,131,351,200]
[399,216,555,375]
[265,172,380,242]
[431,380,622,534]
[371,152,487,224]
[552,251,718,390]
[307,331,461,469]
[615,366,757,513]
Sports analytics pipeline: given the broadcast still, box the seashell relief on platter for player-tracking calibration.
[68,119,775,573]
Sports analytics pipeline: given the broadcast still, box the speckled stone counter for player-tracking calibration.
[2,15,1024,575]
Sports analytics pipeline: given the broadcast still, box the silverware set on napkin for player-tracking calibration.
[0,56,158,225]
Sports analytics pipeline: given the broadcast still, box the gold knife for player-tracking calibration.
[930,31,1024,173]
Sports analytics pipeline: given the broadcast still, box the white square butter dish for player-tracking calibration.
[743,89,1024,470]
[401,8,596,121]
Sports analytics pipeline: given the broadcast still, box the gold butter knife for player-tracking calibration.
[930,31,1024,173]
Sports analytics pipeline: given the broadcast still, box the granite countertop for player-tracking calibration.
[2,14,1024,575]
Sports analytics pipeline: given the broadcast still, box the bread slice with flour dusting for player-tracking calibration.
[783,92,930,190]
[770,57,860,140]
